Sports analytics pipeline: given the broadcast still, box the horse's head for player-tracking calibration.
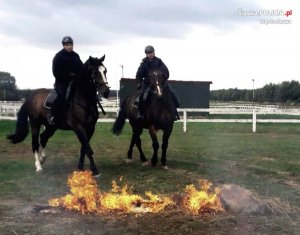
[87,55,110,98]
[148,69,166,97]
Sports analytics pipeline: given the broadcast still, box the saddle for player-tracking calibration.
[131,87,151,109]
[44,90,57,109]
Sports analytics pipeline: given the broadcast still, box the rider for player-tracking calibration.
[135,45,180,120]
[47,36,83,125]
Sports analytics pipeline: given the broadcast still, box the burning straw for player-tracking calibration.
[49,171,173,214]
[49,171,223,215]
[182,179,224,215]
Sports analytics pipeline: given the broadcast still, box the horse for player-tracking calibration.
[112,69,176,169]
[7,55,110,176]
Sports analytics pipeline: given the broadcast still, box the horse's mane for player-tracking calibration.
[73,59,96,100]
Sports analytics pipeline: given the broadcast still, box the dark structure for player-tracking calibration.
[119,78,212,108]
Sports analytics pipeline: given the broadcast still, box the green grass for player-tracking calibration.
[1,120,299,204]
[207,114,300,119]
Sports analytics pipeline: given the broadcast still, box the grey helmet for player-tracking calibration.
[145,45,155,53]
[62,36,73,45]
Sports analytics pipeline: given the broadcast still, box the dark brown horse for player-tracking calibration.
[7,55,110,176]
[112,70,175,169]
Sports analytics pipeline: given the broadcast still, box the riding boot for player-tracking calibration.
[137,93,144,119]
[166,83,180,121]
[175,109,180,121]
[166,83,180,108]
[65,81,75,108]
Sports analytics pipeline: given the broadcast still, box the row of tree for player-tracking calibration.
[0,72,19,101]
[210,80,300,103]
[0,72,35,101]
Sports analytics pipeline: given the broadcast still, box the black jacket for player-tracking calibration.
[135,56,169,87]
[52,49,83,88]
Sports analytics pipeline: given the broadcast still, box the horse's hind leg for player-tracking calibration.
[39,126,56,164]
[126,134,135,163]
[131,127,147,165]
[30,121,42,172]
[149,127,159,167]
[161,125,173,168]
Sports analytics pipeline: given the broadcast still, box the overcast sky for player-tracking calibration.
[0,0,299,90]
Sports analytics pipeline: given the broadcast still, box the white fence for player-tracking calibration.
[1,101,300,133]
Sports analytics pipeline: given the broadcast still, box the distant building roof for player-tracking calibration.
[121,78,212,84]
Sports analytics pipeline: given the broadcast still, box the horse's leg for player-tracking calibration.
[77,124,95,171]
[149,126,159,167]
[39,126,56,164]
[161,124,173,169]
[77,146,85,171]
[75,127,99,176]
[30,120,42,172]
[126,134,135,163]
[130,125,147,164]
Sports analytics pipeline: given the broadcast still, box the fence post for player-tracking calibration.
[183,110,187,133]
[252,109,256,133]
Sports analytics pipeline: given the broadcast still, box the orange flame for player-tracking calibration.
[49,171,223,215]
[182,179,224,215]
[49,171,173,214]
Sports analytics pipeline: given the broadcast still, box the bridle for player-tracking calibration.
[150,71,166,96]
[88,63,109,115]
[89,64,109,91]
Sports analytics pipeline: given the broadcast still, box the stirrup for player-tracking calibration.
[137,112,143,119]
[47,113,55,125]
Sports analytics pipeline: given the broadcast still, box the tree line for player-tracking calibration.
[1,71,299,104]
[0,71,34,101]
[210,80,300,104]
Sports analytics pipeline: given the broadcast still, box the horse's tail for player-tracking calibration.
[7,103,29,144]
[111,99,127,135]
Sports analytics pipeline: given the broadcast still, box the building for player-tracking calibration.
[119,78,212,108]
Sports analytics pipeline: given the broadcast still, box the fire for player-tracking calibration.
[49,171,223,215]
[182,179,224,215]
[49,171,101,214]
[49,171,173,214]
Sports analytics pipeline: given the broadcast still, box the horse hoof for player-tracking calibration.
[93,173,101,178]
[36,168,43,173]
[162,165,169,170]
[142,161,149,167]
[39,157,47,165]
[125,159,133,164]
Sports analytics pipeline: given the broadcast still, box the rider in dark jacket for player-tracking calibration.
[135,45,180,120]
[47,36,83,125]
[52,36,83,99]
[136,49,169,89]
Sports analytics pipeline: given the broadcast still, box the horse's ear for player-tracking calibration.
[88,56,95,65]
[99,54,105,62]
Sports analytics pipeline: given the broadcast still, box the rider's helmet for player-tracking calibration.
[62,36,73,45]
[145,45,155,53]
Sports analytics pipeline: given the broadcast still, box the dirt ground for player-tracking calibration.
[1,186,299,235]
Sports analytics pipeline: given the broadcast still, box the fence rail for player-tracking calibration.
[1,101,300,132]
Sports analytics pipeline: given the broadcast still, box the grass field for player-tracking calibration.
[0,120,300,235]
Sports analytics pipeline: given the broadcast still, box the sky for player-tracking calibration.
[0,0,299,90]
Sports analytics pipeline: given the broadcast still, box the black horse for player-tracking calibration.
[7,55,110,176]
[112,70,175,169]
